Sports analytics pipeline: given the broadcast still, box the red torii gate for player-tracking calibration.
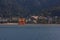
[18,18,26,25]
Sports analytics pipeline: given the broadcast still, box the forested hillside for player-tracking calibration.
[0,0,60,17]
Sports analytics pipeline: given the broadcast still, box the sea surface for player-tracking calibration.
[0,24,60,40]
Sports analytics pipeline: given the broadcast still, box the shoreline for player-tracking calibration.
[0,23,60,27]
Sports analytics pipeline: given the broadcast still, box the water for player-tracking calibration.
[0,24,60,40]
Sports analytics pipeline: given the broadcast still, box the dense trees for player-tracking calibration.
[0,0,60,18]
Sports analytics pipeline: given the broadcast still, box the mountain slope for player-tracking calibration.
[0,0,60,17]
